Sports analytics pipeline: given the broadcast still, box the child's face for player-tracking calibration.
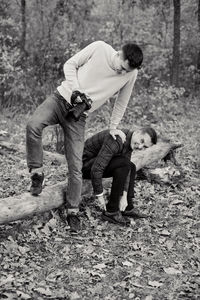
[115,50,133,74]
[131,131,152,150]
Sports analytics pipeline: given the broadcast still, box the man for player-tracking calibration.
[26,40,143,231]
[82,127,157,226]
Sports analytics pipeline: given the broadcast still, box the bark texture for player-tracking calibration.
[171,0,181,86]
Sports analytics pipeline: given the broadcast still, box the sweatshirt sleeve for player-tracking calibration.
[63,41,105,92]
[109,69,138,130]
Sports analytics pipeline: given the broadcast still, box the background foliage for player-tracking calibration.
[0,1,200,299]
[0,0,199,112]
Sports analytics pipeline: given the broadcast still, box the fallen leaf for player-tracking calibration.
[85,207,92,220]
[46,218,57,229]
[83,245,95,254]
[133,266,143,277]
[74,268,85,275]
[171,199,184,205]
[130,219,136,226]
[159,237,166,244]
[131,241,141,250]
[46,270,63,282]
[118,281,127,288]
[90,270,106,278]
[0,291,16,299]
[165,240,174,250]
[122,260,133,267]
[148,280,163,288]
[75,244,84,248]
[54,237,63,242]
[132,282,144,288]
[41,223,51,235]
[183,211,194,218]
[0,130,9,137]
[18,245,30,254]
[70,291,80,299]
[160,229,171,236]
[0,274,15,286]
[16,290,31,299]
[34,287,52,296]
[93,263,107,270]
[61,245,70,255]
[164,267,182,275]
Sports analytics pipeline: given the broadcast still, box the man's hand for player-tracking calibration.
[95,194,106,211]
[110,129,126,143]
[72,88,90,99]
[119,191,128,211]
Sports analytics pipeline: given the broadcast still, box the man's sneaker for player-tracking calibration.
[102,211,130,226]
[67,214,81,232]
[122,208,147,219]
[30,172,44,196]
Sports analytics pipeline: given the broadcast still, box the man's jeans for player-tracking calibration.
[26,91,87,209]
[82,156,136,212]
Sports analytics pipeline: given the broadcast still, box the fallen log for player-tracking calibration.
[131,141,181,171]
[0,182,65,225]
[0,141,66,164]
[0,141,181,225]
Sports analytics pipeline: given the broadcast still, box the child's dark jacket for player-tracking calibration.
[82,129,133,194]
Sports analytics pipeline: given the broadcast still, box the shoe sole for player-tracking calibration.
[122,213,147,218]
[102,214,129,226]
[30,189,42,196]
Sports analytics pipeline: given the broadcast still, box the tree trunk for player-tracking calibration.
[197,0,200,71]
[0,141,181,225]
[0,83,4,113]
[20,0,26,57]
[171,0,181,87]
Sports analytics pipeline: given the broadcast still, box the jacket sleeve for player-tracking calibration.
[63,41,105,92]
[91,135,122,195]
[109,69,138,130]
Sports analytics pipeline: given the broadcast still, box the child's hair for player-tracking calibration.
[122,43,143,69]
[141,127,157,144]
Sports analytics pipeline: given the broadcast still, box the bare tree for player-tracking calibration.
[171,0,181,86]
[20,0,26,57]
[197,0,200,71]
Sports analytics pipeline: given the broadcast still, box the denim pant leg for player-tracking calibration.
[26,94,60,169]
[62,114,87,209]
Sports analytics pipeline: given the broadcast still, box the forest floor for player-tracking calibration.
[0,88,199,300]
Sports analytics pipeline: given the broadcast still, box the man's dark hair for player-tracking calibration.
[141,127,157,144]
[122,43,143,70]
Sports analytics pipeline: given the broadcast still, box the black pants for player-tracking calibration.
[82,156,136,213]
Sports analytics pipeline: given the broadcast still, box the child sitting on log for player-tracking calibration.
[82,127,157,226]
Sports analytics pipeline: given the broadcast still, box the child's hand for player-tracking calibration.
[119,191,128,211]
[95,194,106,211]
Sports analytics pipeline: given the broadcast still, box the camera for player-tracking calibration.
[69,90,92,121]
